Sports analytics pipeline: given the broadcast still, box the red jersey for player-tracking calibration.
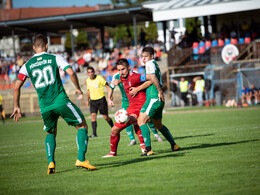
[120,71,146,109]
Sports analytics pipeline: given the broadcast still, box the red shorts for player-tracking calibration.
[114,106,141,130]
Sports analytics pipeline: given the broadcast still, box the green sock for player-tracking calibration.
[147,122,158,134]
[126,125,135,141]
[159,125,176,145]
[140,124,151,147]
[45,134,56,164]
[76,128,88,162]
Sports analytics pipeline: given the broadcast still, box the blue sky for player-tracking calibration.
[12,0,111,8]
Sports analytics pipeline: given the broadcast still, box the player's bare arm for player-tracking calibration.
[146,73,165,101]
[86,89,90,106]
[107,87,115,107]
[10,79,24,122]
[129,80,152,97]
[66,67,83,100]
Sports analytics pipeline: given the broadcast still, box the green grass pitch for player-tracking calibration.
[0,107,259,194]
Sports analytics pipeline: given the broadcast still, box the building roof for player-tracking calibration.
[0,6,152,37]
[0,7,97,22]
[143,0,260,21]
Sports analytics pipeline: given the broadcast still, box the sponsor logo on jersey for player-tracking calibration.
[29,59,52,69]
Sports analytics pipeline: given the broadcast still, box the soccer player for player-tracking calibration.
[86,66,114,137]
[10,34,97,174]
[137,46,180,156]
[103,58,149,157]
[109,73,163,146]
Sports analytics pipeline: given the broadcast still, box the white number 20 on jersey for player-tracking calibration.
[32,65,55,89]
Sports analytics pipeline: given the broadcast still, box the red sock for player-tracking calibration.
[110,133,120,154]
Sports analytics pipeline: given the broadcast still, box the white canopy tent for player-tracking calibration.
[148,0,260,21]
[143,0,260,51]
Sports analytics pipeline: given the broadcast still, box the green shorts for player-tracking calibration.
[140,98,165,119]
[42,101,85,132]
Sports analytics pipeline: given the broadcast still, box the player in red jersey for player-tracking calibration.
[103,58,152,157]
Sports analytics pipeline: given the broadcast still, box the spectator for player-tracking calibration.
[241,86,250,105]
[171,77,191,106]
[248,84,258,105]
[193,76,205,106]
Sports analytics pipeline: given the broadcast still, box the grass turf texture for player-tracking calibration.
[0,107,259,194]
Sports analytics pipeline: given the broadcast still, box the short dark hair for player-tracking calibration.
[116,58,129,67]
[87,66,95,72]
[142,46,155,56]
[33,34,48,48]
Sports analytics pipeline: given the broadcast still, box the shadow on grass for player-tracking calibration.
[181,139,259,151]
[56,139,258,173]
[97,152,185,169]
[55,168,78,174]
[175,133,214,140]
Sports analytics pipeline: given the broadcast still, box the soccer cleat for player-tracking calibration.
[75,159,97,170]
[90,134,98,138]
[47,162,55,175]
[172,144,181,151]
[128,140,136,146]
[154,134,163,142]
[102,152,117,158]
[140,150,154,157]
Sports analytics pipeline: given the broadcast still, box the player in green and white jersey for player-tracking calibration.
[11,34,97,174]
[109,72,163,146]
[137,46,181,156]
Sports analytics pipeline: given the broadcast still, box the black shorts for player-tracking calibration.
[0,105,3,112]
[90,96,108,115]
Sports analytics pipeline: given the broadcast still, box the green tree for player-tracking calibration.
[145,22,158,43]
[65,31,72,54]
[65,31,71,49]
[113,25,129,47]
[76,29,88,49]
[185,17,202,41]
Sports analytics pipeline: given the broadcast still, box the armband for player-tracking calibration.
[17,73,27,81]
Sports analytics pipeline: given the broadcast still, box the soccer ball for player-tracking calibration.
[114,109,129,124]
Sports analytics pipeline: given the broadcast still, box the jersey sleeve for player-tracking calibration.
[145,60,156,74]
[56,55,71,71]
[110,74,117,89]
[99,75,107,86]
[17,64,28,81]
